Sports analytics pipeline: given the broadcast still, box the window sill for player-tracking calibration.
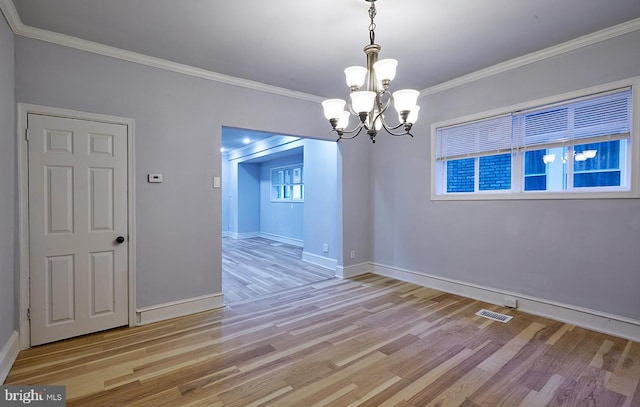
[431,189,639,201]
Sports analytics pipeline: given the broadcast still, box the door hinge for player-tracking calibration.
[27,308,31,321]
[25,128,30,141]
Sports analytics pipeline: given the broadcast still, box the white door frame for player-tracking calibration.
[17,103,137,349]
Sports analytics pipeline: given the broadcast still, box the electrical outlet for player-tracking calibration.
[323,244,329,253]
[503,296,518,308]
[350,250,356,259]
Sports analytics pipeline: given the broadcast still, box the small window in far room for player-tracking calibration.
[271,165,304,202]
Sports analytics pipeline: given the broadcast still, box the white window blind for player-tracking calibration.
[435,114,513,161]
[515,87,632,150]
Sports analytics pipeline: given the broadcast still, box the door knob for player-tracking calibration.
[115,236,126,244]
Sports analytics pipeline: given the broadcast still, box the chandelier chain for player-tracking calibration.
[368,2,377,45]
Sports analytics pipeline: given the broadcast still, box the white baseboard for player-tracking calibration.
[336,262,372,279]
[259,232,303,247]
[227,231,304,248]
[136,293,225,325]
[229,232,259,240]
[301,251,337,271]
[221,231,230,238]
[373,263,640,342]
[0,331,20,384]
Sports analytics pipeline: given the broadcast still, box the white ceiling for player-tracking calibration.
[9,0,640,100]
[221,126,292,153]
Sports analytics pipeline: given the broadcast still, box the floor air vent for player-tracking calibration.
[475,309,513,323]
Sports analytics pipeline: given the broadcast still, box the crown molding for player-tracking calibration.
[420,17,640,97]
[2,0,639,102]
[0,0,323,103]
[0,0,19,32]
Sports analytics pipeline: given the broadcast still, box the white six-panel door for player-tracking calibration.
[28,113,129,346]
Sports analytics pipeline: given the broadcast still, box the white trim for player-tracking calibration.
[258,232,303,247]
[221,231,230,238]
[421,18,640,96]
[0,0,20,32]
[373,263,640,342]
[2,0,638,102]
[301,251,337,271]
[229,231,260,240]
[0,331,19,384]
[430,77,640,201]
[0,0,321,104]
[17,103,136,349]
[336,262,372,279]
[17,104,29,350]
[136,293,224,326]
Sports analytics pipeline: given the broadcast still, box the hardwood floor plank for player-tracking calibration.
[424,367,493,407]
[408,341,504,406]
[222,237,334,303]
[518,373,565,407]
[6,274,640,406]
[269,351,387,406]
[607,341,640,405]
[340,375,403,407]
[567,366,626,406]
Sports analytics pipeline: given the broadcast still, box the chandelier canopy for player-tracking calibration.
[322,0,420,143]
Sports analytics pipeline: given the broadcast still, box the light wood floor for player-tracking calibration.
[222,237,335,303]
[6,274,640,406]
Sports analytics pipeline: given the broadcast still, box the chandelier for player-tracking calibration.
[321,0,420,143]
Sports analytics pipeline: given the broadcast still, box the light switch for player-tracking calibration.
[148,173,163,183]
[213,176,221,188]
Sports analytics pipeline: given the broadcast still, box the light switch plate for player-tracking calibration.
[213,176,221,188]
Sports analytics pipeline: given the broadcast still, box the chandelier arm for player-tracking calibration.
[339,122,366,135]
[376,90,392,114]
[375,90,415,136]
[335,126,364,142]
[380,120,414,137]
[385,122,405,131]
[368,90,391,130]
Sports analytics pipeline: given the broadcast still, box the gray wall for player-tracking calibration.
[339,134,372,266]
[14,36,354,308]
[303,138,338,260]
[0,14,15,349]
[221,151,230,234]
[372,30,640,320]
[237,163,261,234]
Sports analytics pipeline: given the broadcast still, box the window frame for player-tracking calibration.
[430,77,640,200]
[270,164,304,202]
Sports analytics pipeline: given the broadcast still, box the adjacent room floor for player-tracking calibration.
[222,236,335,302]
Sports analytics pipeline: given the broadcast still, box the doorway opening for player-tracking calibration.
[221,127,338,302]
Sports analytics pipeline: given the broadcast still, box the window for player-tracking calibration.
[437,114,514,194]
[271,165,303,201]
[432,82,637,199]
